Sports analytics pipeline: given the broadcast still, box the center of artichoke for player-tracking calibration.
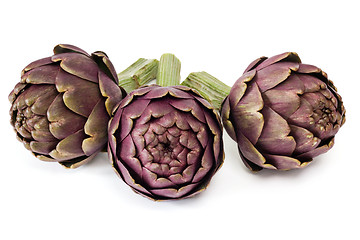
[14,107,35,139]
[15,111,27,128]
[137,119,203,179]
[308,94,337,132]
[144,129,186,177]
[154,137,175,162]
[159,142,172,155]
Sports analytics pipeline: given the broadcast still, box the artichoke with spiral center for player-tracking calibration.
[108,85,224,200]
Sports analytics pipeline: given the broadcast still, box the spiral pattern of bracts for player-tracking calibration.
[108,85,224,200]
[221,52,345,171]
[9,44,125,168]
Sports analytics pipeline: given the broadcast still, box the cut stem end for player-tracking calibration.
[156,53,181,87]
[181,71,231,110]
[118,58,159,93]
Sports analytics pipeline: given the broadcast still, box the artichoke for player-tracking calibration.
[183,52,345,171]
[108,84,224,200]
[9,44,126,168]
[221,52,346,171]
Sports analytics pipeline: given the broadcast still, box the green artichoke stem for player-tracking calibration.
[118,58,159,93]
[156,53,181,87]
[181,71,231,110]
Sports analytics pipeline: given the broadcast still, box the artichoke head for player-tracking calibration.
[221,52,345,171]
[9,44,126,168]
[108,85,224,200]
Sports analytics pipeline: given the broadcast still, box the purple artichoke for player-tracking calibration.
[9,44,125,168]
[108,85,224,200]
[221,52,345,171]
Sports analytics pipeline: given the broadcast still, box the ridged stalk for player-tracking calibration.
[156,53,181,87]
[118,58,159,93]
[181,71,231,111]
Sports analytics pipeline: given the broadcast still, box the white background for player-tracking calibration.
[1,1,359,239]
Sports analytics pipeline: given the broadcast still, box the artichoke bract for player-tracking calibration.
[108,54,224,200]
[221,52,345,171]
[9,44,126,168]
